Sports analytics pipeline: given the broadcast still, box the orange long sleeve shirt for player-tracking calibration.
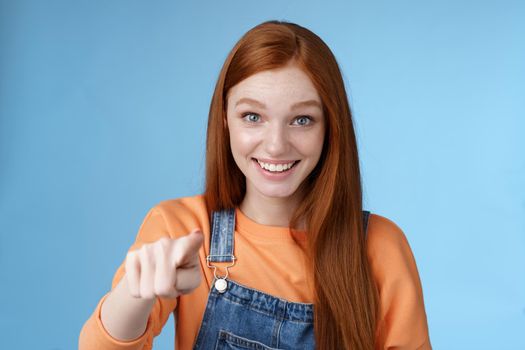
[79,194,431,349]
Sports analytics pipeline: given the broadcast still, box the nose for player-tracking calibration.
[264,122,289,156]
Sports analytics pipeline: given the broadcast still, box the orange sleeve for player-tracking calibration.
[79,206,180,350]
[367,214,432,350]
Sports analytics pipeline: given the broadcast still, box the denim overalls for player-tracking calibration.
[192,208,371,350]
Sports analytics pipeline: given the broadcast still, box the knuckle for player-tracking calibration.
[154,284,171,297]
[140,286,155,299]
[158,237,171,246]
[126,250,137,261]
[155,239,170,256]
[139,245,149,256]
[139,245,155,264]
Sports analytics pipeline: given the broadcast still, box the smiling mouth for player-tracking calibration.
[252,158,300,173]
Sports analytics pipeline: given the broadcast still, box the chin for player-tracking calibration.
[256,186,298,199]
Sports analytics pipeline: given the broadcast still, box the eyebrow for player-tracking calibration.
[234,97,322,110]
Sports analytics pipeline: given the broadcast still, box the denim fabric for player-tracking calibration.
[193,209,371,350]
[209,208,236,263]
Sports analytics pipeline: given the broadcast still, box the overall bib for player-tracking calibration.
[192,209,371,350]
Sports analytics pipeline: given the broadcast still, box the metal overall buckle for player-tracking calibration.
[206,254,236,293]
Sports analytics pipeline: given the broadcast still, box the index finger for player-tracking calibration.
[172,229,204,267]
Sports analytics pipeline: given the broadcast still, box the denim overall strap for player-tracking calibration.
[209,208,235,263]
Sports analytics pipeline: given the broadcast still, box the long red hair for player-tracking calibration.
[204,20,379,349]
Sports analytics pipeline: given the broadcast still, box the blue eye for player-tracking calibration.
[294,116,312,126]
[243,113,260,122]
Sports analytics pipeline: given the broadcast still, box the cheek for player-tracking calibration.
[293,130,325,157]
[229,128,257,158]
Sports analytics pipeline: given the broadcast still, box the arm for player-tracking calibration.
[100,277,156,341]
[367,214,432,350]
[79,207,179,350]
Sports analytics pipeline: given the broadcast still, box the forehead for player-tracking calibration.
[227,64,321,103]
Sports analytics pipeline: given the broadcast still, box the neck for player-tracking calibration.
[239,189,305,229]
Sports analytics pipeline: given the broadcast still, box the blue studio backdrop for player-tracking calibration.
[0,1,524,349]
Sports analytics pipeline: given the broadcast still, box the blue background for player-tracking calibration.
[1,1,523,349]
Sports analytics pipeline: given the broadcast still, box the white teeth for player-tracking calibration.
[256,159,297,172]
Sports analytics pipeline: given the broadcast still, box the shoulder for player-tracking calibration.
[366,213,410,252]
[365,213,421,285]
[153,194,208,218]
[142,194,210,239]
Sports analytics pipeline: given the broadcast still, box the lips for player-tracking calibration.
[251,158,301,178]
[252,157,299,165]
[252,158,300,171]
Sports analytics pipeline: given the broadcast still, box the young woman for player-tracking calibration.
[80,20,431,350]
